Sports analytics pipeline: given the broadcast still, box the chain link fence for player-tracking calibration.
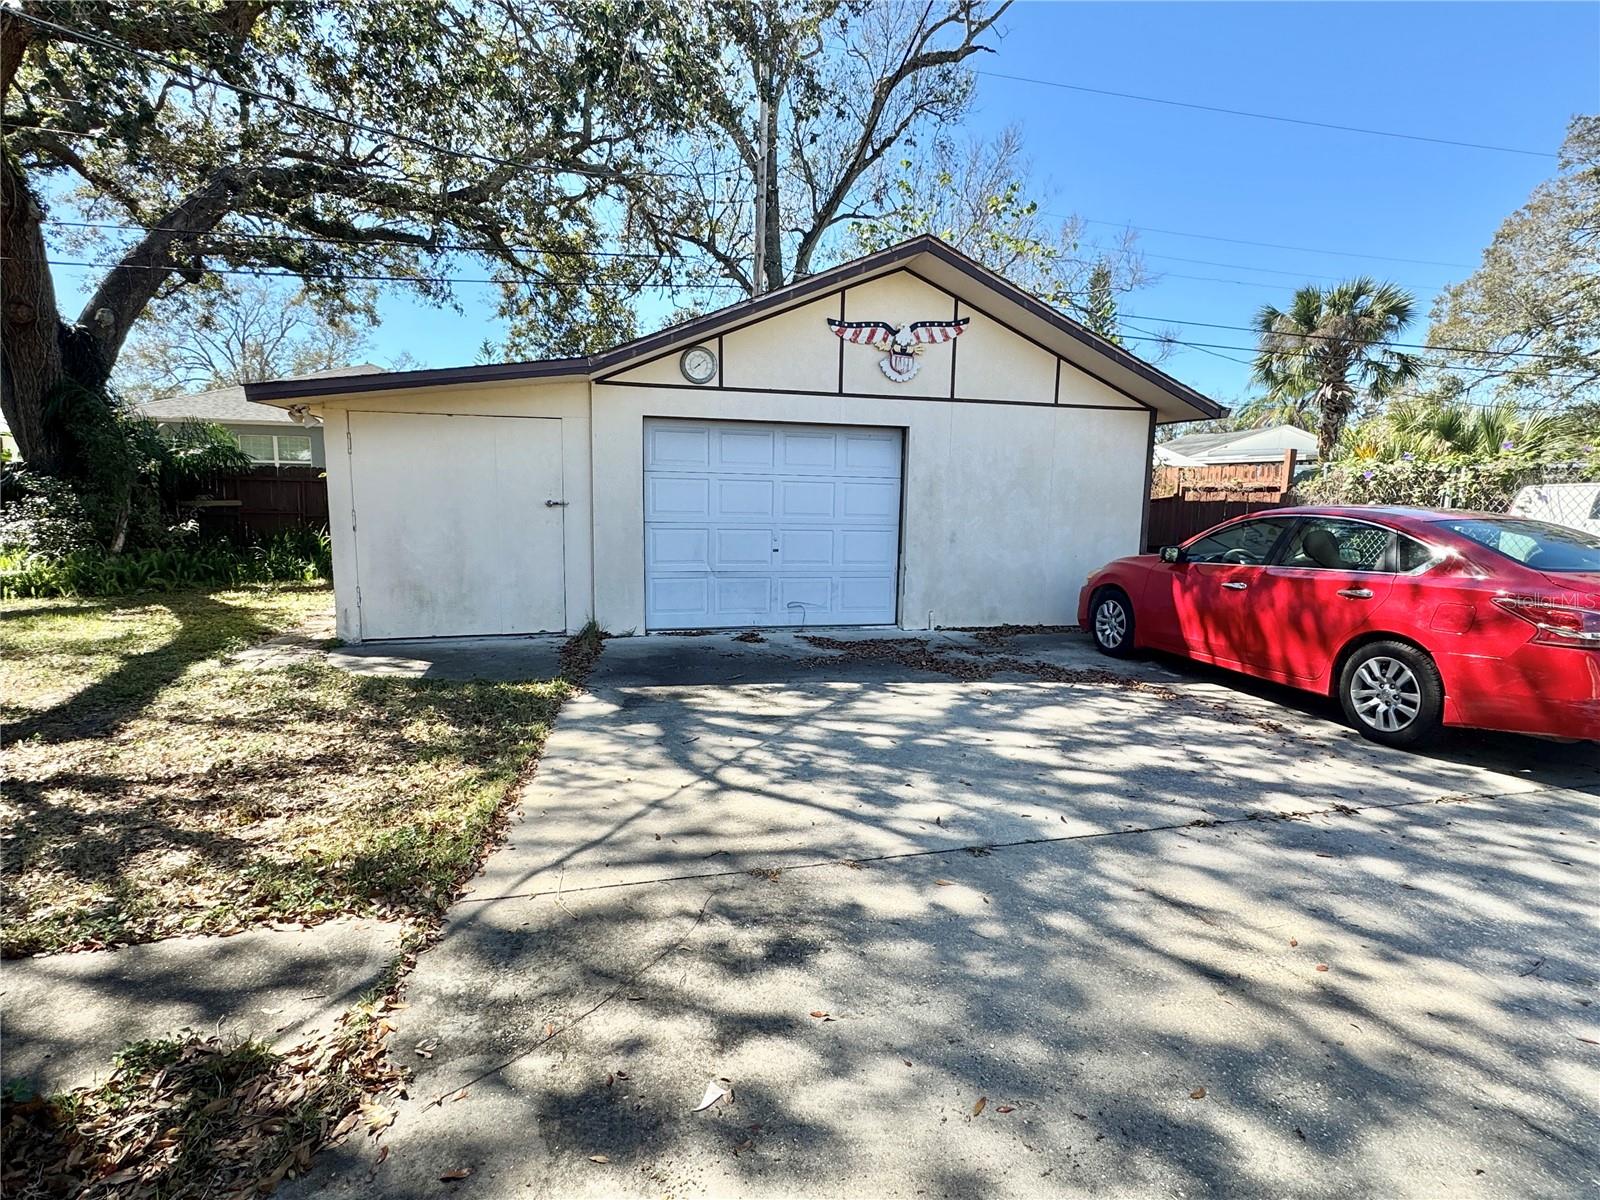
[1505,464,1600,535]
[1297,458,1600,534]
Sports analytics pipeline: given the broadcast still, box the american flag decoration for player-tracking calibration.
[826,316,970,383]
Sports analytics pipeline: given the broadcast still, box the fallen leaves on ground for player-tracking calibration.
[1315,964,1330,972]
[1190,1087,1207,1100]
[440,1167,474,1180]
[973,1097,987,1117]
[0,1006,405,1200]
[588,1154,610,1164]
[1,588,575,955]
[796,636,1180,698]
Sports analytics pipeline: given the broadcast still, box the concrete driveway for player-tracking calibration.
[295,629,1600,1200]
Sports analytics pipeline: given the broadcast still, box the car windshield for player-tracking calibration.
[1436,516,1600,573]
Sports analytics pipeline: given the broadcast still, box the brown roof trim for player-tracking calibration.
[244,235,1221,418]
[911,239,1222,419]
[245,357,591,402]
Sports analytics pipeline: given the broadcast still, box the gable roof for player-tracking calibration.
[245,237,1224,422]
[142,365,386,425]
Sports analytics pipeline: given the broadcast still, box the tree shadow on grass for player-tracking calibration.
[3,650,565,954]
[4,592,275,745]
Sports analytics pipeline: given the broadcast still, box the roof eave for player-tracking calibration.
[243,235,1223,420]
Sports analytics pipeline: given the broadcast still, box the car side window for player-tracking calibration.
[1279,518,1394,572]
[1394,535,1436,573]
[1185,518,1292,565]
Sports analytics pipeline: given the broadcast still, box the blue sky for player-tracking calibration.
[54,1,1599,406]
[960,1,1597,403]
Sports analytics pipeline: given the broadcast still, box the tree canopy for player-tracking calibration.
[1,0,714,472]
[622,0,1010,297]
[1427,114,1600,410]
[846,127,1152,339]
[115,279,379,401]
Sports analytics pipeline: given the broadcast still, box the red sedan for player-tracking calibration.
[1077,505,1600,746]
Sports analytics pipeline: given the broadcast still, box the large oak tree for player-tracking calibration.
[1,0,709,473]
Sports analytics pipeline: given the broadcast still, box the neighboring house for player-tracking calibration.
[1154,424,1317,468]
[138,365,385,468]
[246,236,1222,643]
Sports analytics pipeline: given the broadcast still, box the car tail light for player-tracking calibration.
[1493,597,1600,648]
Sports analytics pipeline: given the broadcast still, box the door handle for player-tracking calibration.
[1221,581,1248,591]
[1337,587,1374,599]
[544,499,568,507]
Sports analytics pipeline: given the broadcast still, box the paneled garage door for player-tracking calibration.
[644,419,903,630]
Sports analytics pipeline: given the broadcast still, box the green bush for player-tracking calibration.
[1299,454,1598,511]
[0,529,332,599]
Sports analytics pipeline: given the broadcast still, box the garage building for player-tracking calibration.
[246,236,1222,642]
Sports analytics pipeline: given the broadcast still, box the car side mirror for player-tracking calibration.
[1160,545,1187,564]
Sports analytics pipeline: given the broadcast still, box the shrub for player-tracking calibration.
[0,529,332,599]
[1299,453,1598,511]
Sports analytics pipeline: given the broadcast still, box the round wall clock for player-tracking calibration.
[679,344,718,385]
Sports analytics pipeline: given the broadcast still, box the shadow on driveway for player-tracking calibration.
[293,630,1599,1200]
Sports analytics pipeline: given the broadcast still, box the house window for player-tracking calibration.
[238,432,313,466]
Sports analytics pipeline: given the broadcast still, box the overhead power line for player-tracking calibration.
[977,70,1557,158]
[44,218,1455,302]
[1065,215,1478,270]
[43,219,667,261]
[33,256,749,291]
[33,252,1569,364]
[1115,313,1574,362]
[1112,329,1589,381]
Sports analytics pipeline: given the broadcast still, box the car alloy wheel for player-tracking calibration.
[1348,655,1422,733]
[1094,598,1128,650]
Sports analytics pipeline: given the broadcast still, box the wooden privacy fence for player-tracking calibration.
[1146,450,1298,550]
[190,466,329,539]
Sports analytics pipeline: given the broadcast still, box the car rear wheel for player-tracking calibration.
[1091,588,1135,658]
[1338,641,1443,748]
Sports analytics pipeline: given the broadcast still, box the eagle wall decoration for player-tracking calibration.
[826,316,970,383]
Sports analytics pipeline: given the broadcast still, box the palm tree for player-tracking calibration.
[1251,278,1422,461]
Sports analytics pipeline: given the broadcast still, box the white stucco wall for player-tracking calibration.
[312,380,593,641]
[589,383,1150,632]
[307,266,1162,641]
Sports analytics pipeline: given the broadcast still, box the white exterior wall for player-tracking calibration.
[311,268,1163,641]
[590,385,1149,632]
[316,380,593,641]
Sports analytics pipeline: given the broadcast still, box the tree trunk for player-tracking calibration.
[759,93,783,290]
[1,151,68,472]
[1316,382,1354,463]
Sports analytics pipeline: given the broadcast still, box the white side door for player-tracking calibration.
[347,412,565,639]
[643,419,903,630]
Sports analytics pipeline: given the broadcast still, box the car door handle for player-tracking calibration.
[1337,587,1374,599]
[1221,581,1248,591]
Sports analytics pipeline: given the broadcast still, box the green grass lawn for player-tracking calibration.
[1,587,569,955]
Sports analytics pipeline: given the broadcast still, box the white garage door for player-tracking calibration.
[348,412,566,639]
[644,419,903,630]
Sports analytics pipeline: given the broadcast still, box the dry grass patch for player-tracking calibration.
[1,1004,405,1198]
[2,588,569,955]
